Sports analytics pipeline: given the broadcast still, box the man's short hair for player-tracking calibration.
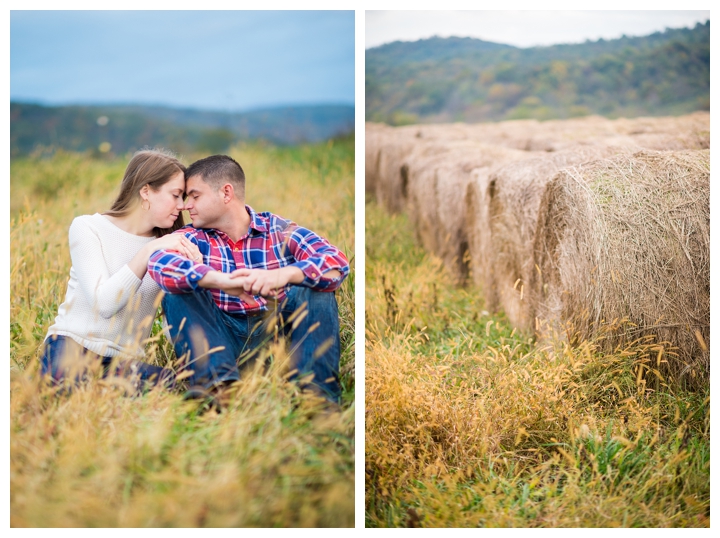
[186,155,245,199]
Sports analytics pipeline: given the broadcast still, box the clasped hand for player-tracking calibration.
[228,267,294,298]
[200,266,303,302]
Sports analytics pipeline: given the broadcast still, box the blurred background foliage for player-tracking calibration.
[11,102,355,157]
[366,21,709,125]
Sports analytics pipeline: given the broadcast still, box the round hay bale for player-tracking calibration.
[402,143,455,257]
[466,166,500,310]
[523,116,617,152]
[435,144,538,284]
[603,112,709,151]
[531,150,709,388]
[411,119,544,152]
[600,131,710,152]
[611,111,709,136]
[486,145,630,330]
[365,122,391,195]
[463,119,542,151]
[401,140,491,256]
[398,140,536,283]
[518,112,709,153]
[464,147,542,307]
[371,126,425,213]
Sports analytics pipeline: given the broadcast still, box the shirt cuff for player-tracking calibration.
[186,263,212,289]
[294,260,345,289]
[295,260,323,287]
[158,261,212,291]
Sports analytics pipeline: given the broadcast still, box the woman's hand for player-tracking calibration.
[127,234,202,280]
[150,234,202,262]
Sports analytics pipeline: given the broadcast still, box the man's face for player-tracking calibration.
[184,175,226,229]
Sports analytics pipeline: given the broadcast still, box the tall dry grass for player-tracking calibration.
[365,199,709,528]
[11,139,355,527]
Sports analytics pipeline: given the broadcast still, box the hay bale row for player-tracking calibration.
[366,113,708,214]
[404,141,537,282]
[367,116,710,386]
[478,145,633,330]
[530,150,710,385]
[377,112,710,155]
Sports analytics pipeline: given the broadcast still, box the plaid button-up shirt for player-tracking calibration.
[147,206,349,315]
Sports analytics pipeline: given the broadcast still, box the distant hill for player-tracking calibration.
[10,102,355,156]
[366,21,709,124]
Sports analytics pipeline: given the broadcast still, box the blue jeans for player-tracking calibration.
[40,334,175,390]
[162,286,342,403]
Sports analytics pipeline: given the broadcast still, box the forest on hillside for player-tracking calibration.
[366,21,709,125]
[10,102,355,157]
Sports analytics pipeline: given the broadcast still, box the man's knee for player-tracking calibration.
[162,289,218,319]
[287,286,338,311]
[162,289,202,308]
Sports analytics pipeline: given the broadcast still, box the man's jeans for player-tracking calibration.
[40,334,175,390]
[162,286,342,403]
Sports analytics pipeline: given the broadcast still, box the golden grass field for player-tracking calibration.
[364,200,709,528]
[10,139,355,527]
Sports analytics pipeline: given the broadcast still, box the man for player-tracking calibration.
[148,154,349,406]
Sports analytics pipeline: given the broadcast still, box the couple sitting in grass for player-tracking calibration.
[40,149,349,409]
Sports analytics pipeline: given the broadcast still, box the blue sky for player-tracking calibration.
[10,10,355,111]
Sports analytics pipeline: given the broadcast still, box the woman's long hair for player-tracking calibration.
[105,148,187,237]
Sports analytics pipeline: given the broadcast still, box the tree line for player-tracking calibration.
[11,102,355,157]
[366,21,709,125]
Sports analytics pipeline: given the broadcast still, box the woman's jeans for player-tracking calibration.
[40,335,175,391]
[162,286,342,403]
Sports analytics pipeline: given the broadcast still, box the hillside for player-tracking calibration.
[10,102,355,156]
[366,21,709,124]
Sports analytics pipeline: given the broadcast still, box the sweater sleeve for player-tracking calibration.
[68,217,143,319]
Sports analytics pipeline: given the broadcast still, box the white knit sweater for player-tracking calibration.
[46,213,162,358]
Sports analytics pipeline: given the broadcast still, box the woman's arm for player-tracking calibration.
[68,218,144,319]
[69,219,200,319]
[126,233,200,280]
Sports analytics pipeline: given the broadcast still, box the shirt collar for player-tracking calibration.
[189,205,267,240]
[246,205,268,234]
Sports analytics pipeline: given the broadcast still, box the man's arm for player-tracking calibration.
[278,224,350,292]
[148,245,211,294]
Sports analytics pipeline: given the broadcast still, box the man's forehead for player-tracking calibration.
[185,175,207,192]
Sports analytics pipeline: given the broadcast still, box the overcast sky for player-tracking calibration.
[10,10,355,111]
[366,10,710,49]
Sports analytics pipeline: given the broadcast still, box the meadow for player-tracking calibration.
[365,200,709,527]
[10,139,355,527]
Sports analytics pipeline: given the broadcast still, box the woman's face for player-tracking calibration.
[145,171,186,229]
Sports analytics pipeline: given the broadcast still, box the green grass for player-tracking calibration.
[10,140,355,527]
[364,199,709,528]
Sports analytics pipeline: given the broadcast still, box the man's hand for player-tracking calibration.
[197,271,256,303]
[229,266,304,297]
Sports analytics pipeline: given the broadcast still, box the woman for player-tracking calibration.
[41,148,200,390]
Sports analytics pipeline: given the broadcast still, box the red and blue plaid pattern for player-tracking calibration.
[148,206,349,315]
